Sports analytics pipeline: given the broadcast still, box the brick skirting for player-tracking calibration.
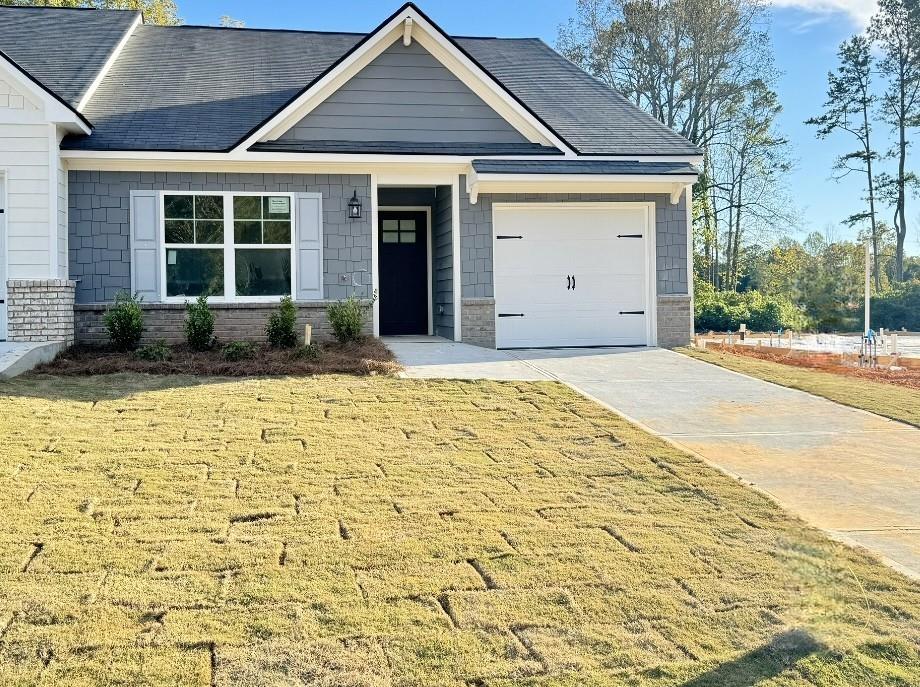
[7,279,76,344]
[461,298,495,349]
[657,294,693,348]
[74,301,373,346]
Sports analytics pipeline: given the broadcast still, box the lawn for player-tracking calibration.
[680,347,920,429]
[0,373,918,686]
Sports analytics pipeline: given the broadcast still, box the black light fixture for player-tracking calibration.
[347,190,362,219]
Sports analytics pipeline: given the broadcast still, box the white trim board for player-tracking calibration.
[379,205,434,336]
[0,53,90,134]
[490,201,657,348]
[233,5,574,155]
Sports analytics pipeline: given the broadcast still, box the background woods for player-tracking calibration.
[560,0,920,332]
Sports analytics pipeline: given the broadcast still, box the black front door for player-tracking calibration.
[379,210,428,335]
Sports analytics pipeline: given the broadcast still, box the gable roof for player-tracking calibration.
[0,6,139,109]
[0,4,700,157]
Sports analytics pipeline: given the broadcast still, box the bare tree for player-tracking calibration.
[807,36,882,289]
[871,0,920,281]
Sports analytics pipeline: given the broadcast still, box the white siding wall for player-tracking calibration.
[0,75,56,280]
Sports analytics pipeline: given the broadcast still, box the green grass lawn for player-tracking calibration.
[679,347,920,429]
[0,373,918,686]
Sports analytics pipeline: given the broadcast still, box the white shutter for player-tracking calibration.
[130,190,161,302]
[295,193,323,300]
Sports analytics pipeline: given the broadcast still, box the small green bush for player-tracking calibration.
[185,294,215,351]
[103,291,144,351]
[266,296,298,348]
[327,294,373,343]
[222,340,256,362]
[694,282,810,333]
[293,343,320,360]
[135,339,172,362]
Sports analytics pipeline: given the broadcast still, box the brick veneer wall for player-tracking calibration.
[657,295,693,348]
[74,301,373,346]
[6,279,76,344]
[460,298,495,348]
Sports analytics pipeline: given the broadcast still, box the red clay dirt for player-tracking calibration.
[710,343,920,391]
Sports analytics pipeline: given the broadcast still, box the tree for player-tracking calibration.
[558,0,767,149]
[0,0,180,24]
[871,0,920,281]
[219,15,244,28]
[806,36,883,289]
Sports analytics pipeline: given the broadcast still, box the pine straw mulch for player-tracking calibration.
[33,338,402,377]
[708,343,920,391]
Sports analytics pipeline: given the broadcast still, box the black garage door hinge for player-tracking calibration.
[498,313,525,318]
[617,234,643,239]
[496,235,523,240]
[620,310,645,315]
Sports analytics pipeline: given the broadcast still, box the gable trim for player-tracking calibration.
[0,49,91,133]
[76,11,142,112]
[231,2,576,156]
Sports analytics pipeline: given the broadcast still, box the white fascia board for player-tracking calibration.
[0,54,90,134]
[233,6,574,155]
[76,12,142,112]
[467,171,698,204]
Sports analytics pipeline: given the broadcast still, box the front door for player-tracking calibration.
[0,175,6,341]
[379,210,428,335]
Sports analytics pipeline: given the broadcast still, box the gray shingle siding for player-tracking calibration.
[68,171,371,304]
[280,41,529,145]
[432,186,454,339]
[458,177,689,298]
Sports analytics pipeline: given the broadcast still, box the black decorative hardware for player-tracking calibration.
[617,234,643,238]
[496,235,523,240]
[498,313,525,318]
[571,275,576,290]
[620,310,645,315]
[566,275,571,290]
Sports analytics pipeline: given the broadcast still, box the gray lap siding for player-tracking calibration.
[68,171,372,304]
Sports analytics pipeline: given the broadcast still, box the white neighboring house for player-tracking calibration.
[0,3,699,350]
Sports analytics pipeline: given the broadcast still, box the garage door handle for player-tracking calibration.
[617,234,643,239]
[496,235,523,240]
[620,310,645,315]
[498,313,525,318]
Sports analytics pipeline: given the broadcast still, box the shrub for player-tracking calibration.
[222,340,256,362]
[266,296,298,348]
[135,339,172,362]
[694,283,810,333]
[103,291,144,351]
[293,343,320,360]
[185,294,215,351]
[872,280,920,331]
[327,294,373,343]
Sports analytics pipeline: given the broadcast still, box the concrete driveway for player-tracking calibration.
[387,339,920,579]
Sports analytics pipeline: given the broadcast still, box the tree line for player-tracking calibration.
[559,0,920,331]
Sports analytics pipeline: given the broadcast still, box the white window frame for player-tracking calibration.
[159,191,297,304]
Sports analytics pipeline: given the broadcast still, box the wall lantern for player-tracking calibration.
[347,191,362,219]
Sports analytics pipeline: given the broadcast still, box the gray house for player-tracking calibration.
[0,3,699,349]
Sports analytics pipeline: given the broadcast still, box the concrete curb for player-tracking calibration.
[0,342,66,379]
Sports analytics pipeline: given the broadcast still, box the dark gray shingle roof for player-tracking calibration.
[0,5,700,157]
[0,6,138,108]
[251,141,562,156]
[472,160,699,175]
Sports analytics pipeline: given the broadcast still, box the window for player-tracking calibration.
[381,218,417,244]
[162,193,295,301]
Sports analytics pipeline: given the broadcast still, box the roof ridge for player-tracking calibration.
[0,5,137,11]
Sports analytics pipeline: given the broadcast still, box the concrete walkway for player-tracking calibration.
[387,339,920,579]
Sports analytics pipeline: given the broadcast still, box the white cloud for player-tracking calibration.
[770,0,878,27]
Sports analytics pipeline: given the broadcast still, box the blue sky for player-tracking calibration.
[178,0,918,255]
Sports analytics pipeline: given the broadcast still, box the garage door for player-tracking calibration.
[493,204,650,349]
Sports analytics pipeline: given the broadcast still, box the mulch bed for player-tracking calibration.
[34,338,402,377]
[711,343,920,391]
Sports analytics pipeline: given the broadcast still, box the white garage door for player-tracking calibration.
[493,204,651,349]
